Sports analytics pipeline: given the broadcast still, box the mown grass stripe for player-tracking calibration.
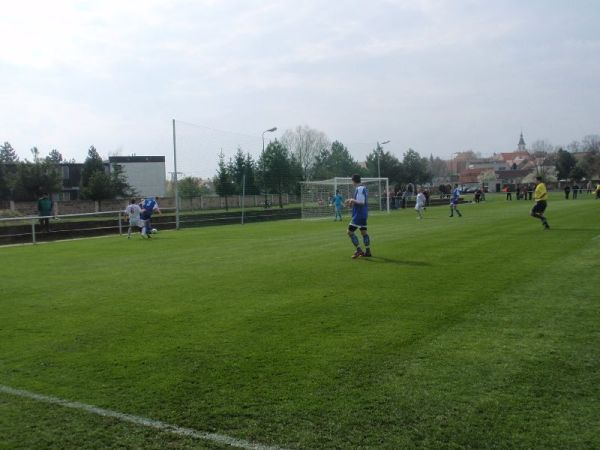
[0,384,287,450]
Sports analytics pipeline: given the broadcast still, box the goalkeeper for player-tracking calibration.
[332,190,344,221]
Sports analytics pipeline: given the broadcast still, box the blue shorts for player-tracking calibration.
[349,216,367,231]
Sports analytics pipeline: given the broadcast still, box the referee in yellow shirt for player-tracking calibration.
[531,176,550,229]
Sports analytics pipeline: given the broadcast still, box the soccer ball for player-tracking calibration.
[151,228,158,234]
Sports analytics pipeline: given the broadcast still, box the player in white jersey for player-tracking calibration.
[124,198,145,238]
[415,188,426,219]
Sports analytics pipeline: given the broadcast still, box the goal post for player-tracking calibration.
[299,177,390,220]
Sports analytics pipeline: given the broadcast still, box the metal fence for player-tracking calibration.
[0,207,302,246]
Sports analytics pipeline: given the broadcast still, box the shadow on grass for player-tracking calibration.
[362,256,432,266]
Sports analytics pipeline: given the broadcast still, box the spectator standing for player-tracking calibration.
[37,192,53,233]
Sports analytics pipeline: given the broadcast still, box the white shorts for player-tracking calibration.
[129,218,145,228]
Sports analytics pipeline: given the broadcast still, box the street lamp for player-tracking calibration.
[262,127,277,206]
[378,140,390,180]
[378,140,390,210]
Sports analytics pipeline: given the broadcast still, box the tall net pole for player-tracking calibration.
[172,119,180,229]
[241,173,246,225]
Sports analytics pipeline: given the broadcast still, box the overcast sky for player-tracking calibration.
[1,0,599,178]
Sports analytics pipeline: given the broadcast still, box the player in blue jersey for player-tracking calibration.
[345,174,372,258]
[140,197,161,238]
[332,190,344,221]
[449,184,463,217]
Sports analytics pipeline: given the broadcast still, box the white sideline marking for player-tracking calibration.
[0,384,286,450]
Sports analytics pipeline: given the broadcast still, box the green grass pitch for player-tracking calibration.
[1,193,599,449]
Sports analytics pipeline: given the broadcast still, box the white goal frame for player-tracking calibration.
[299,177,390,220]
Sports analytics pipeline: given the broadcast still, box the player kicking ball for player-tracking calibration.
[345,174,372,259]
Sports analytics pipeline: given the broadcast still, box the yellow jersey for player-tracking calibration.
[534,182,547,202]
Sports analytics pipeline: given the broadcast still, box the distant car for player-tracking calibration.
[461,186,487,194]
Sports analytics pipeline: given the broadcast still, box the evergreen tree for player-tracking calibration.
[402,148,431,184]
[83,171,114,207]
[228,148,247,195]
[45,149,63,163]
[260,140,299,208]
[313,141,363,179]
[555,148,577,180]
[365,144,403,184]
[0,142,19,163]
[14,148,62,200]
[110,163,135,198]
[244,153,260,195]
[214,151,235,211]
[81,146,105,189]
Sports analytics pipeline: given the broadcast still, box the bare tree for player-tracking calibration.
[529,140,558,181]
[566,140,581,153]
[582,134,600,153]
[530,139,555,156]
[478,169,497,188]
[280,125,329,181]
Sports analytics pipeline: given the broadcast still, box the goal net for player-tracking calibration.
[300,177,389,220]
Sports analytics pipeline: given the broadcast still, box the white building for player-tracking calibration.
[108,156,166,198]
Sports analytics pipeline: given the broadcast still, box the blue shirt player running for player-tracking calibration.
[345,174,372,259]
[140,197,161,238]
[449,184,463,217]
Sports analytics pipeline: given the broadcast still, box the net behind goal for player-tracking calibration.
[300,177,389,220]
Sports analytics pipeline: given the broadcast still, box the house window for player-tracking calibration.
[62,166,70,180]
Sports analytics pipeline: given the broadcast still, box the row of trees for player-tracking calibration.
[5,128,598,206]
[525,136,600,182]
[555,149,600,182]
[280,125,436,185]
[0,142,63,201]
[0,142,132,203]
[176,126,438,208]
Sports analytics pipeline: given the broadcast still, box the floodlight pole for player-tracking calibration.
[172,119,180,229]
[241,173,246,225]
[262,127,277,207]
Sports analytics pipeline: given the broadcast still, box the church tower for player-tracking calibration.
[517,132,526,152]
